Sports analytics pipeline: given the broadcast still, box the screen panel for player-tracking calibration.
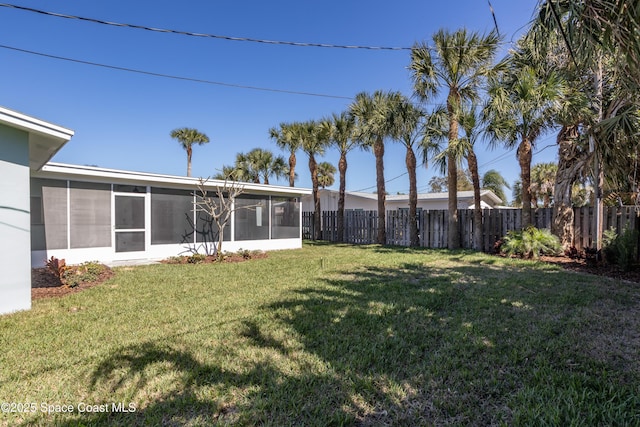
[70,181,111,248]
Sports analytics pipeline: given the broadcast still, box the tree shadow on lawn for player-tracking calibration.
[51,259,639,426]
[260,261,640,424]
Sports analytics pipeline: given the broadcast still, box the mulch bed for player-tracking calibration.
[31,268,115,300]
[538,255,640,284]
[32,252,269,300]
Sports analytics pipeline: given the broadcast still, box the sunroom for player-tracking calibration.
[31,163,310,267]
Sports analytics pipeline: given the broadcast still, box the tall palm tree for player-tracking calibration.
[269,122,301,187]
[458,105,486,250]
[410,28,499,249]
[299,121,328,240]
[350,90,402,245]
[317,162,336,189]
[323,112,356,242]
[484,49,564,227]
[481,169,510,204]
[170,127,210,177]
[389,96,424,247]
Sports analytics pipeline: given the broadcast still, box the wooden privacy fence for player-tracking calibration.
[302,207,640,252]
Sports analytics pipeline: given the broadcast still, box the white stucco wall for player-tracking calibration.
[0,125,31,314]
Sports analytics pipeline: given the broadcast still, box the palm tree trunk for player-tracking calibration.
[309,155,321,240]
[467,149,483,251]
[187,146,193,177]
[406,146,419,247]
[518,138,533,228]
[374,136,386,245]
[552,125,591,249]
[447,90,460,249]
[337,152,347,243]
[288,153,296,187]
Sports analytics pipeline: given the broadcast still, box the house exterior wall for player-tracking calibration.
[0,125,31,314]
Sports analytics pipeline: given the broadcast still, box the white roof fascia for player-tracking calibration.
[36,163,312,196]
[0,107,74,141]
[0,106,74,170]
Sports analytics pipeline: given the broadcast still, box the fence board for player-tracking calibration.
[304,206,640,251]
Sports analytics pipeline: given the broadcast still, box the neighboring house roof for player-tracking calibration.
[315,188,503,206]
[0,106,74,170]
[37,163,312,196]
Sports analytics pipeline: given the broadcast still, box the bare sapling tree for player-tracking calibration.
[194,177,246,262]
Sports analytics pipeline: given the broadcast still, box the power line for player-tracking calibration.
[0,3,516,52]
[0,3,410,51]
[350,172,408,192]
[0,43,354,100]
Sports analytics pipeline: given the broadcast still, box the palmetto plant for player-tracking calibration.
[170,127,210,177]
[501,226,561,259]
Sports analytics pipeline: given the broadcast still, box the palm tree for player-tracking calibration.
[299,121,328,240]
[226,149,288,185]
[323,112,356,242]
[269,122,301,187]
[350,90,402,245]
[484,48,564,227]
[410,28,499,249]
[170,127,210,177]
[537,0,640,90]
[317,162,336,189]
[481,169,510,204]
[531,162,558,208]
[246,148,287,185]
[213,165,239,181]
[389,96,424,247]
[458,105,486,250]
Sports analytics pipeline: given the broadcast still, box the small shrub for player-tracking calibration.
[501,226,561,259]
[187,253,207,264]
[603,226,638,271]
[46,256,70,285]
[63,261,109,288]
[602,227,617,261]
[238,248,252,259]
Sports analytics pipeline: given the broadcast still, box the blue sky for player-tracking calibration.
[0,0,551,200]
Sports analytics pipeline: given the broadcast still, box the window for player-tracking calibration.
[234,195,269,240]
[271,197,300,239]
[151,187,194,244]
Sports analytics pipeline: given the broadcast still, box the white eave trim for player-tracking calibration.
[36,162,312,196]
[0,106,74,141]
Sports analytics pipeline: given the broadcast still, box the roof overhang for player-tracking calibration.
[0,106,74,170]
[35,163,312,197]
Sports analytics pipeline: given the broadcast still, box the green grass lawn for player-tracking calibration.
[1,242,639,426]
